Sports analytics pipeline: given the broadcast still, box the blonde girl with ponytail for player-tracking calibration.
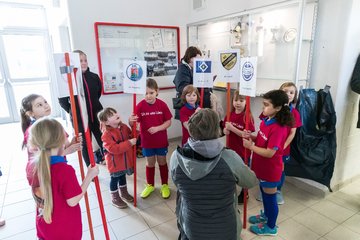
[29,118,99,240]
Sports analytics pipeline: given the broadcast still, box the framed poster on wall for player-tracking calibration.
[94,22,180,94]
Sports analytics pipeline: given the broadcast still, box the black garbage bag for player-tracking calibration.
[285,87,336,191]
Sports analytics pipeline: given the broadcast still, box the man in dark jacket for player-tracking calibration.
[170,109,258,240]
[59,50,104,166]
[350,54,360,128]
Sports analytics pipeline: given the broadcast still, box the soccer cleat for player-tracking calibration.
[249,210,267,224]
[140,184,155,198]
[250,223,278,236]
[160,184,171,199]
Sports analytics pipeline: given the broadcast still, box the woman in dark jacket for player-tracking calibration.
[173,46,212,119]
[58,50,104,166]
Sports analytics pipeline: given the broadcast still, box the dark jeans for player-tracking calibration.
[110,174,126,191]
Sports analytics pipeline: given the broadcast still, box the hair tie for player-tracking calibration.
[40,147,47,151]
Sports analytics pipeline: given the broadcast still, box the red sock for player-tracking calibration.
[146,166,155,186]
[159,164,168,185]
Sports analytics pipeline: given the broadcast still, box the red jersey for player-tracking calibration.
[136,98,172,148]
[102,123,134,174]
[180,103,198,146]
[251,118,288,182]
[223,111,255,159]
[283,105,302,156]
[36,159,82,240]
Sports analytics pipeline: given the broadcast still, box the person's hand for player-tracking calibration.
[224,122,234,131]
[195,107,201,113]
[242,130,252,139]
[70,133,82,145]
[148,126,159,134]
[223,128,230,135]
[129,138,137,146]
[68,142,82,152]
[87,165,99,180]
[243,138,253,149]
[129,114,138,126]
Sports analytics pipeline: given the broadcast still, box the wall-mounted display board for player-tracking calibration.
[187,0,318,95]
[95,22,180,94]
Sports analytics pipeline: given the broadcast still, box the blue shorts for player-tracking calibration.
[259,179,281,188]
[283,155,290,163]
[142,147,168,157]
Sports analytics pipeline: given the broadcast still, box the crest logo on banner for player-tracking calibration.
[126,63,143,81]
[239,57,257,97]
[193,59,213,88]
[220,52,237,70]
[217,49,240,83]
[196,60,212,73]
[242,61,254,81]
[123,59,147,94]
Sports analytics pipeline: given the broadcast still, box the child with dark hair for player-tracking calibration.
[179,84,200,146]
[223,90,255,204]
[243,90,294,236]
[98,107,136,209]
[131,78,172,199]
[171,108,258,240]
[20,94,82,189]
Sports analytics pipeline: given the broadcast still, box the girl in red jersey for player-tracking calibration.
[132,78,172,199]
[28,118,98,240]
[223,90,255,204]
[243,90,294,236]
[179,85,200,146]
[20,94,82,199]
[276,82,302,204]
[98,107,136,209]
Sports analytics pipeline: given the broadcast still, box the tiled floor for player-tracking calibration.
[0,121,359,240]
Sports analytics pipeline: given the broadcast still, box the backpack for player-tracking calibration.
[285,86,336,191]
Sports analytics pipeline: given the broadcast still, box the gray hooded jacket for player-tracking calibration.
[170,138,258,240]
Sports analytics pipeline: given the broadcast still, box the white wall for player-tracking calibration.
[311,0,360,187]
[67,0,360,188]
[66,0,191,138]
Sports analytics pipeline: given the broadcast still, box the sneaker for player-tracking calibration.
[250,223,277,236]
[256,192,263,202]
[249,210,267,224]
[160,184,171,199]
[276,190,285,205]
[140,184,155,198]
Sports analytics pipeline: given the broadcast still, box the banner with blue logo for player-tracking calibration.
[193,59,213,88]
[239,57,257,97]
[218,49,240,83]
[123,59,147,94]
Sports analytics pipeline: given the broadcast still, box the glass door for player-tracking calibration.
[0,55,12,122]
[0,2,56,124]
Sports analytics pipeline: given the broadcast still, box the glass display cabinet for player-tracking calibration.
[187,0,318,94]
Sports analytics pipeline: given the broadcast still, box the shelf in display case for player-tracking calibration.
[187,0,318,91]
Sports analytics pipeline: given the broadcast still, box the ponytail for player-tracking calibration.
[37,149,53,223]
[263,90,294,127]
[20,94,41,149]
[29,118,65,224]
[276,105,294,127]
